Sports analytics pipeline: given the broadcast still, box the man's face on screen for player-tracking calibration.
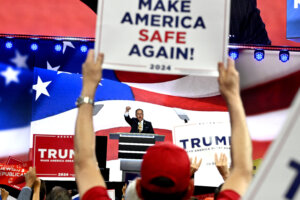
[136,109,144,122]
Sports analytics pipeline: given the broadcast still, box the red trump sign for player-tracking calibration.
[33,135,75,179]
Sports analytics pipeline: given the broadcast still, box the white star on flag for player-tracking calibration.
[0,66,20,86]
[32,76,52,101]
[47,61,60,71]
[63,41,75,54]
[10,50,28,68]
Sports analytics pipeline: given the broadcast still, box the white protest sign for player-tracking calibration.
[173,121,231,187]
[95,0,231,76]
[244,90,300,200]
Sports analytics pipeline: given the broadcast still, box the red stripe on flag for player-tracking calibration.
[242,70,300,116]
[129,70,300,115]
[132,87,228,111]
[115,70,184,83]
[252,140,272,160]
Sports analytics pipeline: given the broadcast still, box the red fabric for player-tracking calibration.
[217,190,240,200]
[242,70,300,116]
[132,87,228,112]
[141,143,190,194]
[82,186,111,200]
[252,140,271,160]
[115,70,184,83]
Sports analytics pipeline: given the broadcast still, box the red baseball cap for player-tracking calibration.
[140,143,191,194]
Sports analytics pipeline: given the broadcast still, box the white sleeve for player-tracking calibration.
[124,112,129,117]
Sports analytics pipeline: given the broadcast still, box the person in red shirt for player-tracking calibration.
[74,50,252,200]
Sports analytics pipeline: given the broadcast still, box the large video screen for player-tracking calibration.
[0,0,299,47]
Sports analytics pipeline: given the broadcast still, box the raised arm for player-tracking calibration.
[32,178,41,200]
[124,106,133,125]
[218,59,252,196]
[74,50,105,197]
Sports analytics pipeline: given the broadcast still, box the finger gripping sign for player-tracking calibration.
[95,0,231,76]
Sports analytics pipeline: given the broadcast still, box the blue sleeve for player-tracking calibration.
[17,187,32,200]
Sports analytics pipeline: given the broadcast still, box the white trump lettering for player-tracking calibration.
[48,149,57,158]
[69,149,74,159]
[38,149,47,158]
[58,149,68,159]
[38,149,74,159]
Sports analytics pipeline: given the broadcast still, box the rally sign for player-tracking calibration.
[33,135,75,179]
[0,163,27,190]
[95,0,231,76]
[244,91,300,200]
[173,121,231,187]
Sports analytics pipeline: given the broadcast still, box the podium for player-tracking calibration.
[109,133,165,181]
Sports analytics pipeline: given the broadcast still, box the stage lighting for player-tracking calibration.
[279,50,289,63]
[5,41,13,49]
[31,43,38,51]
[54,44,62,52]
[228,49,239,60]
[80,45,88,53]
[254,49,264,61]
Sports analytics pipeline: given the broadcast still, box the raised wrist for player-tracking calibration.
[26,183,34,188]
[225,93,242,105]
[76,96,94,107]
[81,87,96,99]
[34,184,41,189]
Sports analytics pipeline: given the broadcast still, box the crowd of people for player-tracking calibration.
[1,154,229,200]
[15,167,71,200]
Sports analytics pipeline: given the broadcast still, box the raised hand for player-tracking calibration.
[125,106,131,112]
[189,157,202,176]
[1,188,9,200]
[215,153,230,180]
[81,50,104,98]
[25,167,37,188]
[218,58,240,101]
